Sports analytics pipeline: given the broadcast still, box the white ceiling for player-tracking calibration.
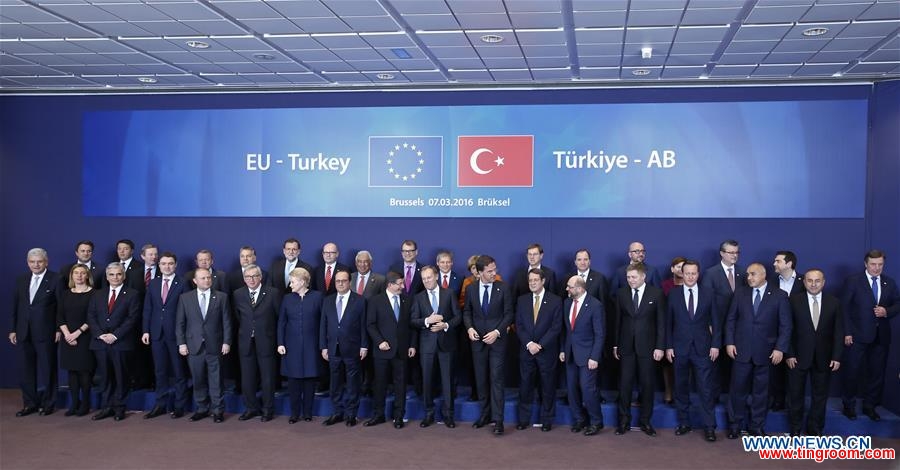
[1,0,898,91]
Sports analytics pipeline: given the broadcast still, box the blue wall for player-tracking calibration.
[1,83,897,413]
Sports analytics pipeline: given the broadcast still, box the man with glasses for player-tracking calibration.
[390,240,425,296]
[610,242,661,293]
[560,274,605,436]
[314,242,350,297]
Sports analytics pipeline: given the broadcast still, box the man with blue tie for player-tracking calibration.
[840,249,898,422]
[725,263,792,438]
[463,255,514,435]
[561,275,605,436]
[268,238,313,294]
[665,260,720,442]
[141,252,190,419]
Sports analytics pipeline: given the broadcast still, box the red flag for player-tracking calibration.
[457,135,533,187]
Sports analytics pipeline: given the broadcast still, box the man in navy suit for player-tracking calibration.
[226,246,268,294]
[88,262,141,421]
[390,240,425,296]
[463,255,514,435]
[60,240,104,288]
[112,239,145,294]
[515,268,562,432]
[177,268,232,423]
[141,252,190,419]
[9,248,59,416]
[840,249,898,422]
[351,250,386,299]
[610,241,661,292]
[786,269,843,436]
[561,275,605,436]
[411,265,461,428]
[614,263,666,437]
[268,238,313,295]
[365,272,417,428]
[233,264,282,422]
[436,250,463,300]
[512,243,559,298]
[313,242,350,296]
[320,269,368,426]
[185,249,227,292]
[768,250,805,412]
[701,239,744,408]
[725,263,792,438]
[666,260,720,442]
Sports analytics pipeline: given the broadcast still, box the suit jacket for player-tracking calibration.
[841,271,899,345]
[462,280,515,351]
[87,286,141,351]
[515,290,563,358]
[142,275,187,343]
[666,285,721,356]
[437,270,463,300]
[367,292,417,359]
[768,272,806,297]
[614,285,666,357]
[725,284,792,365]
[350,271,387,299]
[312,263,351,296]
[320,291,368,357]
[184,268,228,293]
[268,258,314,294]
[111,258,147,293]
[411,287,461,353]
[389,261,424,295]
[701,263,745,324]
[233,285,282,358]
[60,262,104,289]
[512,265,559,298]
[227,268,269,295]
[11,271,59,342]
[175,289,232,355]
[562,270,609,306]
[562,294,605,366]
[611,264,662,293]
[788,292,843,370]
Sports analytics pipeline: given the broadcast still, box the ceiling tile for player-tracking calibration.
[574,11,628,28]
[510,12,564,28]
[402,14,460,30]
[455,13,512,29]
[293,17,353,33]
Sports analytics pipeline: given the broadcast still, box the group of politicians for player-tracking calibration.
[9,237,897,442]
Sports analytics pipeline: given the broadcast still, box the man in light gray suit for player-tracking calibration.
[177,268,232,423]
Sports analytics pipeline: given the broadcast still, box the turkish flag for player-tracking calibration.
[457,135,534,187]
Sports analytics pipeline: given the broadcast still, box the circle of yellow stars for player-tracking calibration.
[386,142,425,182]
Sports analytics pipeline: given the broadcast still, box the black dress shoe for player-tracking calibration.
[675,425,692,436]
[170,409,184,419]
[364,416,385,427]
[748,429,766,437]
[213,413,224,423]
[145,406,166,419]
[862,408,881,422]
[303,416,312,422]
[541,423,552,432]
[65,409,78,417]
[472,416,489,428]
[842,406,857,420]
[323,415,344,426]
[113,411,126,421]
[705,430,717,442]
[92,409,114,421]
[493,423,504,435]
[571,421,586,433]
[76,408,90,417]
[289,416,299,424]
[727,429,740,440]
[189,411,209,422]
[39,407,55,416]
[16,407,38,417]
[261,414,274,422]
[516,423,529,430]
[584,424,602,436]
[393,418,404,429]
[614,425,628,435]
[444,419,456,428]
[640,424,657,437]
[238,410,260,421]
[346,417,358,427]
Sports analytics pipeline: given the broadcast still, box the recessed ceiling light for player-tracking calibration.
[631,69,651,76]
[186,40,210,49]
[802,27,829,37]
[376,73,395,80]
[252,53,275,60]
[641,47,652,59]
[480,34,504,44]
[698,74,710,79]
[137,77,157,83]
[832,72,843,77]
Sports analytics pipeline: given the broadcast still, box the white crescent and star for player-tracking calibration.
[469,148,504,175]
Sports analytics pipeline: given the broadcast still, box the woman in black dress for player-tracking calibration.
[57,264,95,416]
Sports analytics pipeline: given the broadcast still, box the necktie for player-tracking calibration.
[144,267,151,287]
[29,275,40,303]
[392,295,400,321]
[481,285,490,314]
[872,276,879,304]
[632,288,639,311]
[250,290,257,307]
[753,288,761,315]
[442,274,449,289]
[727,267,735,292]
[337,295,344,323]
[811,295,820,330]
[405,266,412,293]
[570,298,578,331]
[108,288,117,314]
[688,288,695,319]
[162,278,170,304]
[533,294,540,324]
[580,273,587,281]
[325,265,333,291]
[430,290,438,313]
[357,274,365,295]
[285,261,293,288]
[200,292,208,319]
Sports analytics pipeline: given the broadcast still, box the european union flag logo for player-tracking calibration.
[368,136,443,187]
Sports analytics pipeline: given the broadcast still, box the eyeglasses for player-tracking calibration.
[323,251,338,255]
[401,249,416,254]
[243,274,261,279]
[629,249,646,254]
[565,284,578,289]
[334,279,350,284]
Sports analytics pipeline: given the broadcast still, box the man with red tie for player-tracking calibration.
[561,275,605,436]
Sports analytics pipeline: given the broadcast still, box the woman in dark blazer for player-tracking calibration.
[57,264,96,416]
[277,267,323,423]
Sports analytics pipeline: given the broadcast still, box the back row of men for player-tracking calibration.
[10,238,897,439]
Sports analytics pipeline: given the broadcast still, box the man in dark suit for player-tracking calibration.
[226,246,268,294]
[411,265,461,428]
[268,238,313,295]
[141,252,190,419]
[563,248,611,402]
[320,269,368,426]
[512,243,559,298]
[515,268,562,432]
[610,241,662,292]
[561,275,605,436]
[725,263,792,438]
[786,269,843,436]
[176,268,232,423]
[113,239,145,294]
[313,242,350,296]
[365,272,417,428]
[390,239,425,296]
[840,249,898,422]
[701,239,744,408]
[131,243,159,390]
[233,264,281,422]
[185,249,227,292]
[88,262,141,421]
[60,240,104,288]
[436,250,463,300]
[463,255,514,435]
[613,263,666,436]
[9,248,59,416]
[768,250,805,412]
[665,260,720,442]
[351,250,386,299]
